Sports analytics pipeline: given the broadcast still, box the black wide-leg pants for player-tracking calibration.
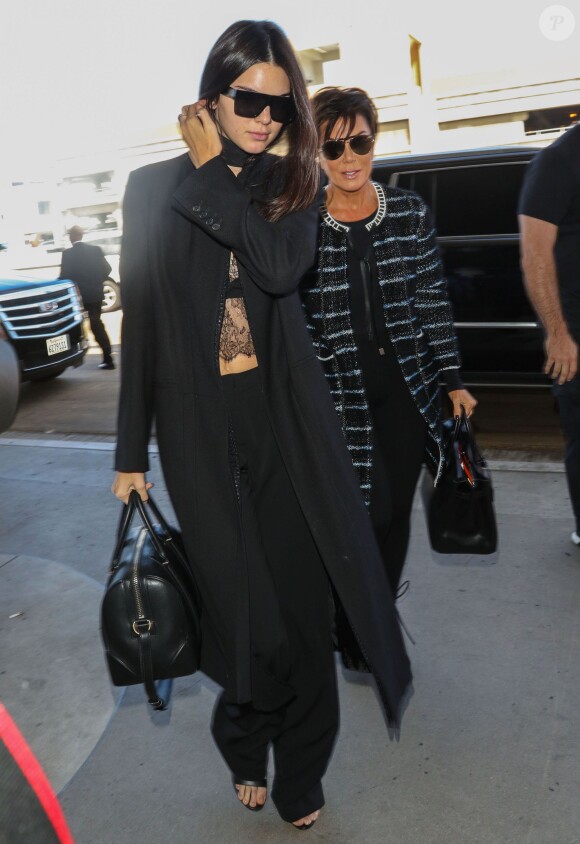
[211,368,339,823]
[357,336,428,594]
[85,301,112,360]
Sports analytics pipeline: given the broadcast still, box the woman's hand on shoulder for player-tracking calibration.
[178,100,222,169]
[448,388,478,418]
[112,472,153,504]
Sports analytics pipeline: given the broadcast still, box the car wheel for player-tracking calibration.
[102,279,121,313]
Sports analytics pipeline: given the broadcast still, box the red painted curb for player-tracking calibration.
[0,702,75,843]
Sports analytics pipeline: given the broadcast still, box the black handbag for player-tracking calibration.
[422,409,498,556]
[100,491,201,710]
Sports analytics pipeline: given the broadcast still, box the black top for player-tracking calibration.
[338,211,464,390]
[339,212,389,350]
[221,136,253,302]
[518,124,580,339]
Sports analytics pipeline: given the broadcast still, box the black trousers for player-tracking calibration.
[211,368,339,823]
[358,336,428,593]
[85,300,112,359]
[553,374,580,532]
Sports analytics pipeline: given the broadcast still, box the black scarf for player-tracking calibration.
[220,134,254,168]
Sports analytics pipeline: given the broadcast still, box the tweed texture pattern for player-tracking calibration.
[302,182,461,505]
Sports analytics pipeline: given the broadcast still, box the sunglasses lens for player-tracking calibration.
[231,90,295,124]
[321,140,344,160]
[350,135,374,155]
[232,91,266,119]
[321,135,374,160]
[270,99,296,124]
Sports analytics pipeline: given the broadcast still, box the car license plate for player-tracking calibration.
[46,334,70,356]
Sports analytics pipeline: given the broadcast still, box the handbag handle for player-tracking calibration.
[452,406,470,438]
[111,491,185,570]
[453,407,485,461]
[448,407,489,489]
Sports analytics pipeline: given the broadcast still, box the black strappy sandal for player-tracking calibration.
[292,819,316,831]
[232,776,267,812]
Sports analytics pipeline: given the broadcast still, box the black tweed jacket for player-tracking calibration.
[301,182,462,504]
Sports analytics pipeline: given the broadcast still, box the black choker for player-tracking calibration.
[220,135,254,168]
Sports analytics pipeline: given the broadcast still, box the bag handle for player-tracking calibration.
[451,406,469,439]
[139,494,191,572]
[111,495,138,569]
[111,491,187,571]
[449,407,489,489]
[453,407,485,461]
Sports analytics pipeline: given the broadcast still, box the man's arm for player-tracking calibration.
[58,249,68,280]
[518,213,577,384]
[95,246,112,280]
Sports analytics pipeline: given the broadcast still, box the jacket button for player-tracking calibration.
[192,204,201,212]
[212,223,221,231]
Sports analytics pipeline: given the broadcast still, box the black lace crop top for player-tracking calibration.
[219,252,256,363]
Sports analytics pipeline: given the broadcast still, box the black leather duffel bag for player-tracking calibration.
[101,491,201,710]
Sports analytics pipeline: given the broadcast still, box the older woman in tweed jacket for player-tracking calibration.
[302,87,477,595]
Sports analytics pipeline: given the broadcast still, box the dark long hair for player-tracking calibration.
[199,20,319,221]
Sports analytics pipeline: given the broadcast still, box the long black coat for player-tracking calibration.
[115,152,411,723]
[59,241,111,304]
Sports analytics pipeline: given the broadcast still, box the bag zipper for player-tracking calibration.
[131,527,152,633]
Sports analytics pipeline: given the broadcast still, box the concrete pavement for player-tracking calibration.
[1,430,579,843]
[12,316,121,438]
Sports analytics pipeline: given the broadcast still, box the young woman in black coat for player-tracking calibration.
[112,23,411,831]
[302,87,478,596]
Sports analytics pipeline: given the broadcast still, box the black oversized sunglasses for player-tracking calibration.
[320,134,375,160]
[222,87,296,124]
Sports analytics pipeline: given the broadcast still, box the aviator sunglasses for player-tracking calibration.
[222,87,296,124]
[321,133,375,161]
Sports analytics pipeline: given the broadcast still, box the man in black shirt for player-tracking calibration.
[59,226,115,369]
[518,124,580,544]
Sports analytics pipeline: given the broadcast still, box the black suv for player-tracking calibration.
[0,273,88,381]
[372,146,546,386]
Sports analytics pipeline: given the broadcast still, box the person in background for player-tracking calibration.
[112,23,410,831]
[59,225,114,369]
[518,123,580,545]
[302,87,477,596]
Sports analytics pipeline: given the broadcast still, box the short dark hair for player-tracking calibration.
[68,225,84,242]
[311,87,378,143]
[199,20,319,221]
